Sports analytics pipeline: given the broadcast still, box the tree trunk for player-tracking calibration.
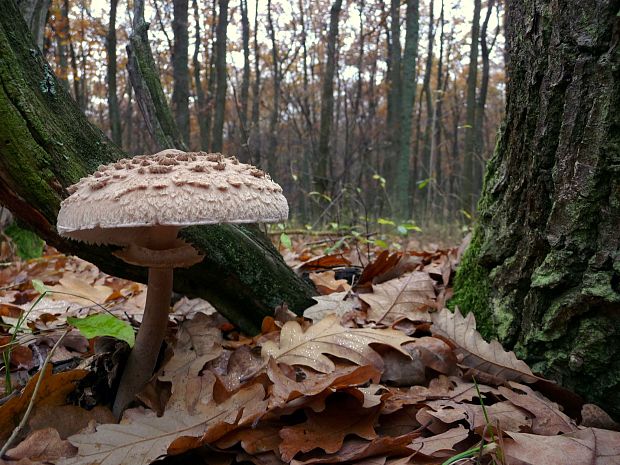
[452,0,620,418]
[192,0,209,150]
[211,0,229,152]
[386,0,401,200]
[316,0,343,195]
[395,0,419,219]
[239,0,251,146]
[127,0,186,151]
[107,0,122,146]
[265,0,279,174]
[461,0,481,213]
[172,0,190,144]
[17,0,50,51]
[0,0,315,335]
[250,0,261,166]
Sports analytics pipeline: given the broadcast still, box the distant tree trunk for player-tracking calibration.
[452,0,620,418]
[462,0,481,212]
[386,0,401,194]
[428,0,444,214]
[192,0,209,150]
[0,0,315,334]
[127,0,186,150]
[250,0,261,165]
[172,0,190,144]
[54,0,69,91]
[395,0,419,218]
[211,0,228,152]
[473,0,497,192]
[421,0,434,195]
[17,0,50,51]
[107,0,122,146]
[125,73,133,152]
[316,0,343,195]
[239,0,251,147]
[204,0,218,151]
[265,0,279,173]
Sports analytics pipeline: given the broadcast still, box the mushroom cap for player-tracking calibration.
[57,150,289,245]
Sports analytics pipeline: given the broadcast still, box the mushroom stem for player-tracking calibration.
[113,266,173,418]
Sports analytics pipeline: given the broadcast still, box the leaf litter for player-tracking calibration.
[0,241,618,465]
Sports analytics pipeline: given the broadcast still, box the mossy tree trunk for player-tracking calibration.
[0,0,315,335]
[452,0,620,418]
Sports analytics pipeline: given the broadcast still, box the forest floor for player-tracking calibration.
[0,231,619,465]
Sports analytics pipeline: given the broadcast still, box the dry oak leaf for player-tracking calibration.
[431,308,539,384]
[267,358,381,406]
[425,399,532,434]
[279,396,380,462]
[64,373,266,465]
[216,425,282,455]
[303,292,357,323]
[502,428,620,465]
[159,312,223,386]
[498,381,577,435]
[309,271,351,295]
[360,272,436,326]
[408,424,469,458]
[427,375,500,403]
[290,432,420,465]
[261,314,413,373]
[0,367,88,440]
[46,276,114,306]
[5,428,77,461]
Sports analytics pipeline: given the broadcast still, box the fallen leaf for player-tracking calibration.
[5,428,77,461]
[267,359,381,406]
[68,313,135,347]
[503,428,620,465]
[431,308,539,384]
[46,277,113,306]
[498,381,577,434]
[0,367,88,440]
[580,403,620,431]
[309,271,351,295]
[28,405,115,439]
[261,314,413,373]
[66,373,266,465]
[279,395,380,461]
[408,425,469,457]
[303,293,357,323]
[217,425,282,454]
[290,432,420,465]
[360,272,436,326]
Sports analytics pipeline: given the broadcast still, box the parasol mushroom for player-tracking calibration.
[57,149,288,417]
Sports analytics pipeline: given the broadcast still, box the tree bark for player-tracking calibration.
[250,0,261,166]
[172,0,190,144]
[452,0,620,418]
[395,0,419,218]
[265,0,279,174]
[211,0,229,152]
[316,0,343,195]
[239,0,251,144]
[461,0,481,213]
[107,0,122,147]
[386,0,401,197]
[127,0,187,151]
[0,0,315,335]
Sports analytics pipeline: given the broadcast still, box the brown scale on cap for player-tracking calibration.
[191,164,207,172]
[159,158,179,166]
[214,162,226,171]
[149,165,174,174]
[251,169,265,178]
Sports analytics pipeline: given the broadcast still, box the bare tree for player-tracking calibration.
[172,0,190,143]
[107,0,122,146]
[211,0,229,152]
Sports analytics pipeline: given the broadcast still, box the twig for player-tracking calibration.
[0,328,71,457]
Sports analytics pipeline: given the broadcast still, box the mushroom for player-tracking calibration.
[57,149,288,417]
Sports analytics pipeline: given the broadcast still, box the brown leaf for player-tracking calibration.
[46,276,113,305]
[290,432,419,465]
[425,399,532,434]
[65,373,266,465]
[28,405,115,439]
[303,293,357,323]
[0,367,88,440]
[427,376,500,403]
[431,308,539,384]
[261,314,413,373]
[298,255,352,272]
[406,337,458,376]
[309,271,351,295]
[498,382,577,435]
[5,428,77,461]
[503,428,620,465]
[159,313,223,388]
[360,272,436,326]
[267,359,381,406]
[580,403,620,431]
[279,396,380,461]
[357,251,403,289]
[216,425,282,454]
[408,425,469,457]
